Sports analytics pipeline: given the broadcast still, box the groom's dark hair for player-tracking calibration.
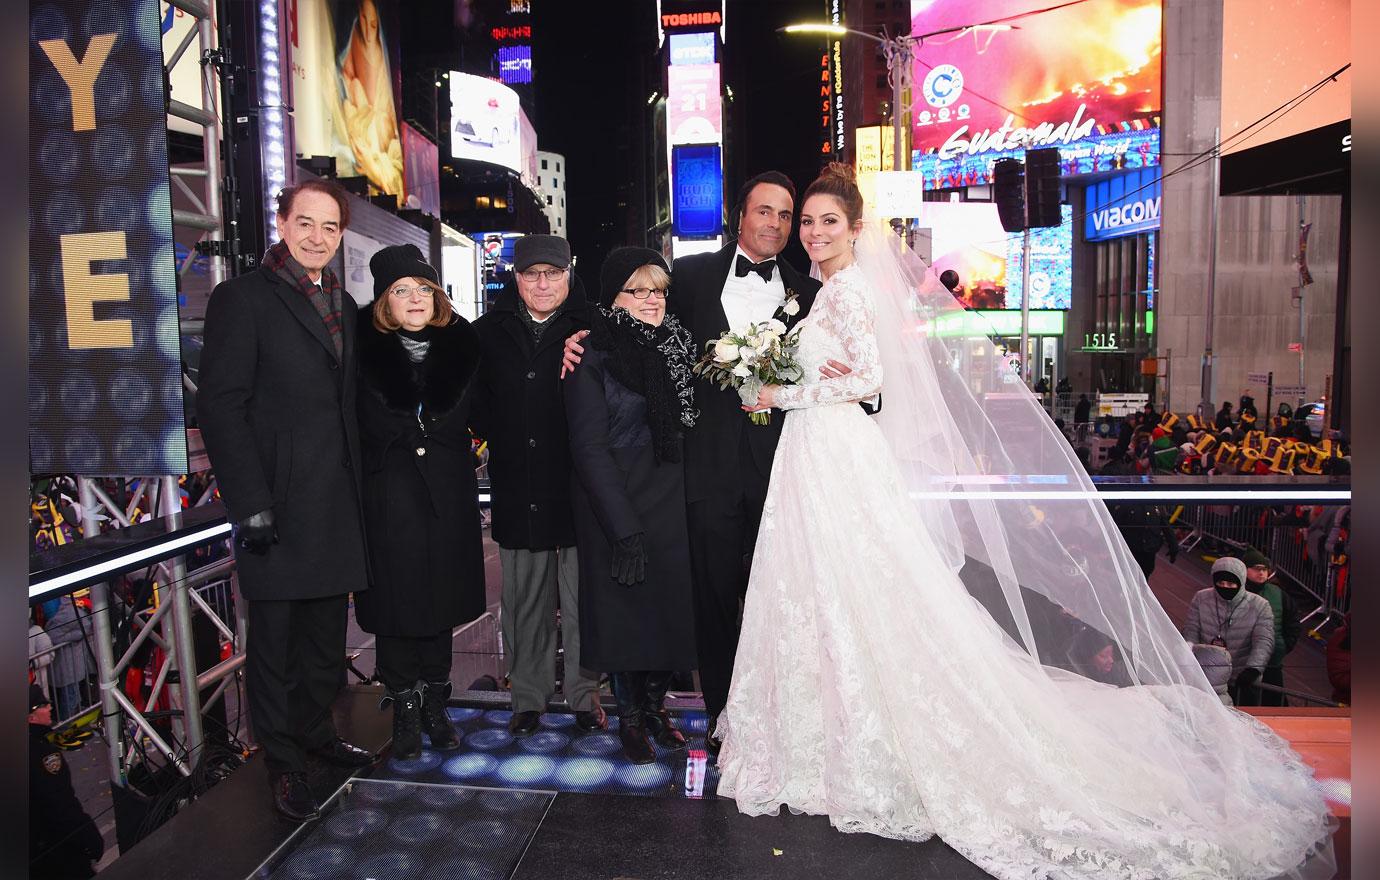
[732,171,797,234]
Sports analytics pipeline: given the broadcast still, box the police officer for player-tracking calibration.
[29,683,104,879]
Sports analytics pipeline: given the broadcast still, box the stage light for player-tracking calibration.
[388,750,444,774]
[571,732,621,757]
[497,755,556,785]
[518,731,570,754]
[613,762,673,790]
[441,753,499,780]
[29,522,231,600]
[464,728,514,751]
[554,757,616,790]
[386,811,449,845]
[321,806,389,841]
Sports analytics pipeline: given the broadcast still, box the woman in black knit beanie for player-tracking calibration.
[563,246,699,764]
[355,244,486,760]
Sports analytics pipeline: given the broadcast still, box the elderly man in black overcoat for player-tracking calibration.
[471,235,604,737]
[197,179,375,822]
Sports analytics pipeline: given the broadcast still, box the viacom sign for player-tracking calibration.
[1085,166,1162,242]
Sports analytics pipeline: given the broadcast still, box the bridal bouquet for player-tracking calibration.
[692,293,803,425]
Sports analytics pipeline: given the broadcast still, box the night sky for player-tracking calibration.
[533,0,826,274]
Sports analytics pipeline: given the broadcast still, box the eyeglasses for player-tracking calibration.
[620,288,668,300]
[518,267,568,283]
[389,284,437,299]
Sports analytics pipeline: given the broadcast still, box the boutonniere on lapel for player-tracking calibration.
[692,294,805,426]
[773,289,802,322]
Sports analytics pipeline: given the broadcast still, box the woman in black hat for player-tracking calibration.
[563,247,699,764]
[355,244,485,759]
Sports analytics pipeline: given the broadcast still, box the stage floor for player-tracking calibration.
[94,687,1349,880]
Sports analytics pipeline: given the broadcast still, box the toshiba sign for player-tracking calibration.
[663,11,721,27]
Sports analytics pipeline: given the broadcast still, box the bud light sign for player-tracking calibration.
[671,144,723,238]
[1085,166,1161,241]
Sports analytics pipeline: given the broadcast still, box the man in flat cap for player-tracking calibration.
[471,235,605,736]
[1182,556,1274,706]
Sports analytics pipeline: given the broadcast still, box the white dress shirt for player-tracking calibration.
[720,246,786,334]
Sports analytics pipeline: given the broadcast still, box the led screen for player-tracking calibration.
[909,0,1160,182]
[1221,0,1348,156]
[450,72,522,173]
[914,201,1071,311]
[30,0,188,474]
[668,63,723,145]
[290,0,406,200]
[497,44,532,84]
[668,32,715,66]
[671,145,724,238]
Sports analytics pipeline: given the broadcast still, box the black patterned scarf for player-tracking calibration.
[261,239,344,358]
[588,306,698,463]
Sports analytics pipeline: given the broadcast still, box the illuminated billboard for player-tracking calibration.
[909,0,1161,183]
[668,63,723,145]
[401,122,440,218]
[913,202,1071,311]
[31,0,188,474]
[497,45,532,84]
[450,72,522,172]
[669,32,715,65]
[1219,0,1349,194]
[291,0,406,201]
[671,145,723,238]
[1221,0,1348,157]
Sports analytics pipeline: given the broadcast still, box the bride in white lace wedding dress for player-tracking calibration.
[715,165,1335,880]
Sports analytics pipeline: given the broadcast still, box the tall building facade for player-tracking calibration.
[536,150,567,237]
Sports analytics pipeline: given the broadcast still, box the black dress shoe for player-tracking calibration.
[617,714,656,764]
[507,710,541,737]
[705,714,723,756]
[574,705,607,732]
[272,772,320,821]
[308,737,377,768]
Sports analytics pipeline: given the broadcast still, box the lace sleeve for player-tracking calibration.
[774,270,882,410]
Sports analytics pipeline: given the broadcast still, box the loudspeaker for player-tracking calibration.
[992,157,1025,232]
[1025,147,1062,228]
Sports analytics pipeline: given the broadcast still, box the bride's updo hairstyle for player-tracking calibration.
[802,161,864,226]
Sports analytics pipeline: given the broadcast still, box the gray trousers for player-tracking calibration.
[499,545,600,713]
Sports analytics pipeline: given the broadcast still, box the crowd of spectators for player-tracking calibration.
[1059,393,1349,478]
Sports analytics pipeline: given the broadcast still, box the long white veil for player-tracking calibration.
[849,222,1210,694]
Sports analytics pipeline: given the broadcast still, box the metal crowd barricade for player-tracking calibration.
[1174,501,1349,633]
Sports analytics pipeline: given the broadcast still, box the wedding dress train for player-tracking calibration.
[715,257,1334,880]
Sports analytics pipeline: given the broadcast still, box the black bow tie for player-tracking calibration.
[735,255,777,283]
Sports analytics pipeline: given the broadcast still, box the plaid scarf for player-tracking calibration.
[262,239,344,359]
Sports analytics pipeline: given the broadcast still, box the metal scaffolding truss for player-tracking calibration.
[167,0,228,295]
[76,458,246,786]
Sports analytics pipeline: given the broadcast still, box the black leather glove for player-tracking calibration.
[1235,667,1261,690]
[235,509,278,555]
[610,533,647,586]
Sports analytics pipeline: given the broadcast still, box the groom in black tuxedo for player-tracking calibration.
[667,172,826,752]
[563,171,862,752]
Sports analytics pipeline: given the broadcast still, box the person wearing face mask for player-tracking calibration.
[563,247,699,763]
[354,244,486,759]
[1182,557,1275,706]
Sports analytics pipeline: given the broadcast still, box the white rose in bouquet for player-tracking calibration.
[732,362,752,378]
[713,339,740,362]
[765,318,787,337]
